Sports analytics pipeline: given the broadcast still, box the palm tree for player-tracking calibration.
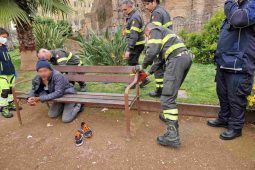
[0,0,72,70]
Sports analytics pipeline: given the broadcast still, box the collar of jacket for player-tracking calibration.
[127,9,137,19]
[151,5,160,13]
[0,45,7,52]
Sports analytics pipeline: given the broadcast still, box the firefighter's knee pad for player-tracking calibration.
[1,89,10,98]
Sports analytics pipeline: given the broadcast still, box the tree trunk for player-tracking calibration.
[16,21,37,71]
[15,0,37,71]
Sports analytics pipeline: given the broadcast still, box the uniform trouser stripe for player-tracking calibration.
[156,84,164,88]
[155,78,164,88]
[163,109,179,121]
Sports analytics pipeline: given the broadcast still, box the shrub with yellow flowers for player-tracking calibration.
[247,85,255,108]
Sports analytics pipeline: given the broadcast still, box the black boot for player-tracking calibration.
[159,113,167,123]
[157,121,181,148]
[79,83,87,92]
[220,129,242,140]
[207,118,228,128]
[149,88,162,98]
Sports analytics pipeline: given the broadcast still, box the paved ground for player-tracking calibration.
[0,104,254,170]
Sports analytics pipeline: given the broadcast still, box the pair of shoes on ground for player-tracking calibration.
[207,119,242,140]
[75,122,93,146]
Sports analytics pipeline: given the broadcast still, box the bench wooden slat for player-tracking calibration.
[63,94,135,101]
[53,97,131,106]
[54,66,134,74]
[17,93,135,102]
[17,93,136,98]
[65,74,134,83]
[77,92,135,97]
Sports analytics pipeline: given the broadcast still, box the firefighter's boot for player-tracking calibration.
[157,121,181,148]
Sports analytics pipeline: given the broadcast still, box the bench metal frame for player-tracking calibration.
[13,66,140,137]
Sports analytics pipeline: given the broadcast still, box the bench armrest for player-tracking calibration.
[14,79,33,87]
[124,73,139,95]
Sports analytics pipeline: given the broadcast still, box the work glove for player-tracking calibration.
[134,65,143,73]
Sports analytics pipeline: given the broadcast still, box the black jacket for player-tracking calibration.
[0,45,15,75]
[125,9,145,51]
[215,0,255,74]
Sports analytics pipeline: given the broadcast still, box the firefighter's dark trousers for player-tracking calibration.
[161,52,192,121]
[128,45,144,66]
[151,61,165,89]
[216,68,253,130]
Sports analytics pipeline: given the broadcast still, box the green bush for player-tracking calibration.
[180,10,225,64]
[77,29,127,66]
[33,17,72,50]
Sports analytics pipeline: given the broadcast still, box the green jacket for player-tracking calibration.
[143,26,187,69]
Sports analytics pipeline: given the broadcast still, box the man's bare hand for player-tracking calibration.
[124,51,130,60]
[27,97,39,106]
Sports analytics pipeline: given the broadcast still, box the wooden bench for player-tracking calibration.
[13,66,141,137]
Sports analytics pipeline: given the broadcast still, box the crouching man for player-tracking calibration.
[27,60,83,123]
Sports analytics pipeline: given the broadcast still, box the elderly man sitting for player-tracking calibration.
[27,60,83,123]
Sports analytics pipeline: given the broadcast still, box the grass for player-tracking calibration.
[9,49,219,105]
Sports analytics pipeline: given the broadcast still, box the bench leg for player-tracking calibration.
[12,87,22,125]
[46,102,50,108]
[125,109,131,138]
[16,101,22,125]
[136,84,141,115]
[124,94,131,138]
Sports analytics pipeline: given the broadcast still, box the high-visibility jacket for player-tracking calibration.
[124,9,145,51]
[0,45,15,75]
[150,5,173,30]
[50,49,82,66]
[143,26,187,69]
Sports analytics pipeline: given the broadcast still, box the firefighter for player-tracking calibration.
[207,0,255,140]
[121,0,150,87]
[141,23,192,148]
[0,28,16,118]
[142,0,173,97]
[37,48,86,92]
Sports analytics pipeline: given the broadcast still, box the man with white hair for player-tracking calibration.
[121,0,150,87]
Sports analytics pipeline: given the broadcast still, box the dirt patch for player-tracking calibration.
[0,104,254,170]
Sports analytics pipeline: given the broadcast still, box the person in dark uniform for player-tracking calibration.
[121,0,150,87]
[37,48,86,92]
[207,0,255,140]
[143,0,173,97]
[141,23,192,148]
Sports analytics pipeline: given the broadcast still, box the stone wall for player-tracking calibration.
[65,0,224,35]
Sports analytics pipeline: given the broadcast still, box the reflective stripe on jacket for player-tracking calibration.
[143,26,187,69]
[125,9,145,51]
[150,5,173,30]
[50,49,82,66]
